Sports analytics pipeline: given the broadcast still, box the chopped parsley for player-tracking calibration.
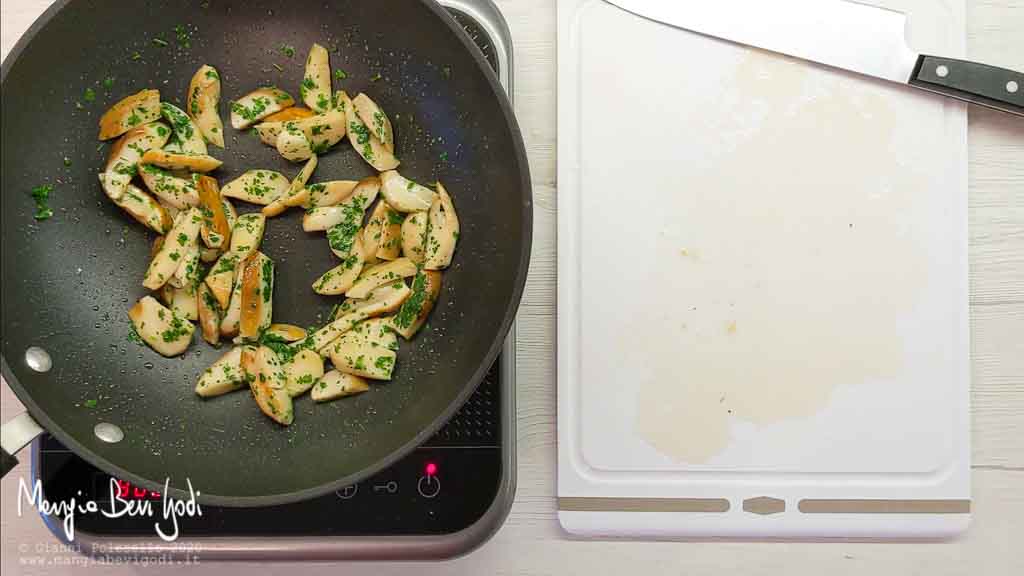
[130,50,142,61]
[102,76,114,90]
[30,184,53,220]
[161,102,195,141]
[300,76,316,100]
[63,157,72,167]
[439,151,448,162]
[232,96,270,122]
[84,399,98,409]
[374,355,394,372]
[387,209,405,225]
[394,268,429,329]
[370,72,382,82]
[261,258,274,303]
[127,325,146,346]
[205,69,219,81]
[296,374,314,385]
[83,88,96,102]
[335,69,347,80]
[174,24,191,48]
[279,44,296,58]
[161,312,191,343]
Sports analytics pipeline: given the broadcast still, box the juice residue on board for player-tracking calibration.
[633,49,925,463]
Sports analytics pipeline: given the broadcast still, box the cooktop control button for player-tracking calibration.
[417,474,441,498]
[335,484,358,499]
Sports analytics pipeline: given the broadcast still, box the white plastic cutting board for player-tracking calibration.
[557,0,970,538]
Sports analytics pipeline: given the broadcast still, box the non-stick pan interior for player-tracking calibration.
[1,0,530,506]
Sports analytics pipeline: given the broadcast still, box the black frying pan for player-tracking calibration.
[0,0,530,506]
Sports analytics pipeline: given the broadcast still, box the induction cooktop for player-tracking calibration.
[31,0,517,561]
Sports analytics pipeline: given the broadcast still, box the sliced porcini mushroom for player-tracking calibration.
[354,280,412,316]
[263,155,317,217]
[313,236,367,295]
[305,281,409,353]
[297,310,369,355]
[200,246,221,263]
[253,122,284,146]
[302,178,376,231]
[222,196,237,230]
[401,211,429,264]
[230,87,295,130]
[338,317,399,351]
[346,258,417,299]
[285,349,324,397]
[352,93,394,153]
[362,203,384,259]
[265,324,307,342]
[238,252,274,341]
[139,163,200,209]
[196,175,232,249]
[302,206,346,232]
[157,199,180,221]
[143,207,202,289]
[205,253,240,309]
[308,180,358,208]
[228,212,267,257]
[390,269,442,339]
[187,64,224,148]
[197,283,222,345]
[276,121,314,162]
[295,108,346,155]
[323,177,379,259]
[105,121,171,176]
[380,170,435,213]
[168,236,201,289]
[204,212,266,308]
[128,295,195,357]
[337,90,400,171]
[98,173,173,235]
[265,107,316,123]
[424,182,460,269]
[328,340,396,380]
[167,284,198,321]
[140,149,222,173]
[160,102,207,155]
[376,203,404,260]
[195,347,243,397]
[221,170,289,205]
[311,370,369,402]
[98,89,161,140]
[246,346,294,426]
[219,262,247,337]
[302,43,333,112]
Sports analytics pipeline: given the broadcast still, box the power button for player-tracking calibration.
[417,474,441,498]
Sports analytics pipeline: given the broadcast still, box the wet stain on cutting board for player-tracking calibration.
[632,50,926,463]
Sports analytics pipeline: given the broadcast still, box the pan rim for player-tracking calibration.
[0,0,532,507]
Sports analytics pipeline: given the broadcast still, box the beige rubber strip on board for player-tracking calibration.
[798,499,971,514]
[558,497,731,513]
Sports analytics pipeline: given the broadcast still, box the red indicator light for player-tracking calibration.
[425,462,438,476]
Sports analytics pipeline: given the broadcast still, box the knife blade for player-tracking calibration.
[605,0,1023,116]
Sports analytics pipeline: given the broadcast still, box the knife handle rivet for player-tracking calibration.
[935,65,950,78]
[1007,81,1019,94]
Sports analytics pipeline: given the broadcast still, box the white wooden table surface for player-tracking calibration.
[2,1,1021,574]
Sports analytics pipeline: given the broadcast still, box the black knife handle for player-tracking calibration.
[909,55,1023,117]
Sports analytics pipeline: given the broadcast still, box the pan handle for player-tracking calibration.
[0,412,45,477]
